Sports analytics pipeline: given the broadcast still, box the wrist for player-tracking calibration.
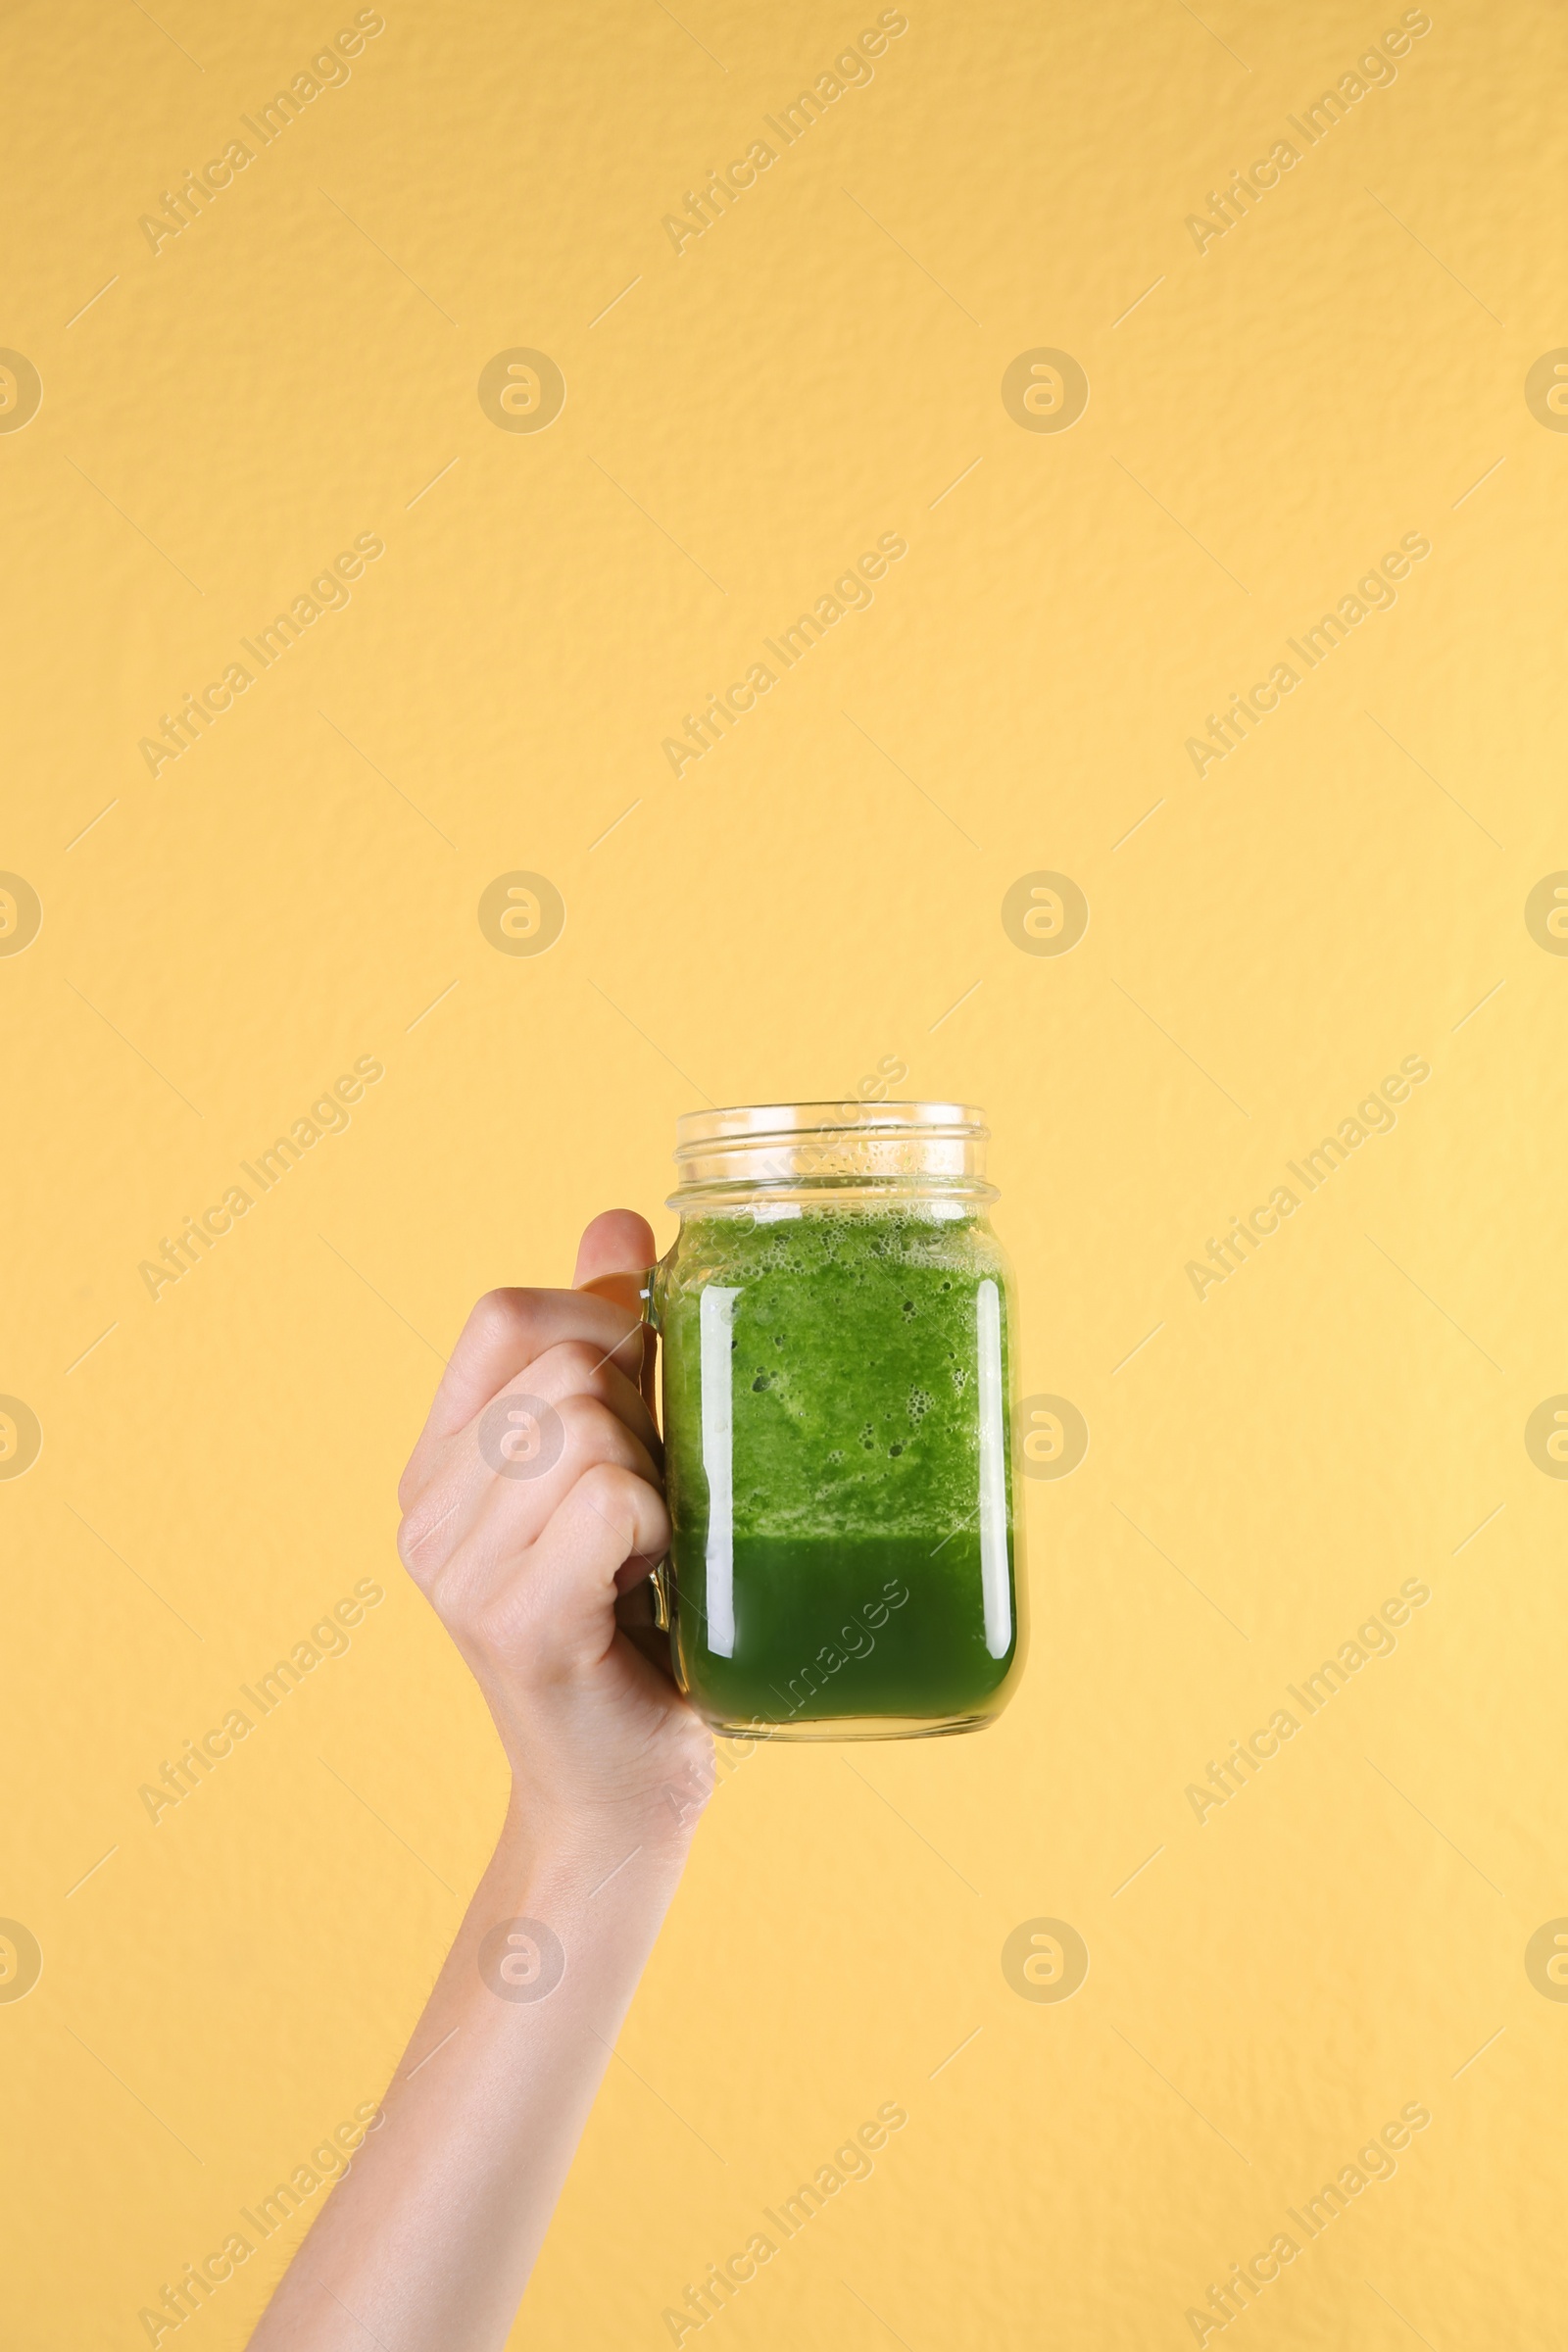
[496,1730,712,1869]
[425,1788,692,2048]
[491,1779,701,1906]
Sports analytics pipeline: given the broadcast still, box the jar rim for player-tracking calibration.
[674,1101,987,1155]
[669,1102,994,1207]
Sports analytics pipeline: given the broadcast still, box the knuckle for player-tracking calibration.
[467,1288,536,1353]
[532,1338,608,1395]
[577,1459,669,1550]
[426,1541,511,1645]
[398,1491,461,1573]
[472,1588,528,1658]
[558,1392,633,1456]
[575,1457,638,1518]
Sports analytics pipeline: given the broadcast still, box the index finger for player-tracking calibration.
[422,1288,644,1446]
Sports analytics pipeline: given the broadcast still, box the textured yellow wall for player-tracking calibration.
[4,1,1565,2344]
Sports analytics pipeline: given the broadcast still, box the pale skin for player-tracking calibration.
[247,1210,712,2351]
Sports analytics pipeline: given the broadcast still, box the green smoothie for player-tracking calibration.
[656,1205,1023,1737]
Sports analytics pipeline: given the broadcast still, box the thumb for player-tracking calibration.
[572,1208,656,1302]
[573,1206,659,1414]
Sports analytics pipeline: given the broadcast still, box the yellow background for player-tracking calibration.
[4,0,1564,2343]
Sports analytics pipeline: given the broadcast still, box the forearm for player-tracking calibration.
[249,1231,711,2346]
[248,1793,691,2351]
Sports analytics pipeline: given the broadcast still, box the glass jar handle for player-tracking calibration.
[637,1263,673,1630]
[578,1263,672,1633]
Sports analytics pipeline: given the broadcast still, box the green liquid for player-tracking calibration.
[657,1207,1023,1736]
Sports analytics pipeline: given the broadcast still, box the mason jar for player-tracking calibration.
[650,1102,1026,1740]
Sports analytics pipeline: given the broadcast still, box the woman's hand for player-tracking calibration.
[395,1208,713,1844]
[246,1211,714,2352]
